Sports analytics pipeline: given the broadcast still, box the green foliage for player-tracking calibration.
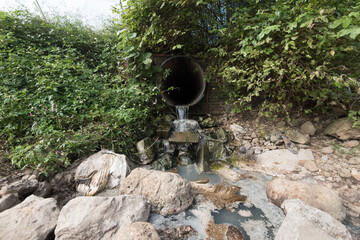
[114,0,360,124]
[214,1,360,118]
[0,10,160,172]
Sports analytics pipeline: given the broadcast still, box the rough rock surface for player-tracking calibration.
[75,150,130,196]
[324,118,360,140]
[0,193,20,212]
[136,138,155,165]
[255,149,314,177]
[275,199,352,240]
[114,222,160,240]
[266,178,345,221]
[119,168,194,215]
[0,195,60,240]
[303,161,319,172]
[0,179,38,199]
[157,225,196,240]
[285,129,310,144]
[55,195,150,240]
[300,121,316,136]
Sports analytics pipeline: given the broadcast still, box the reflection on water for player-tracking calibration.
[176,164,221,184]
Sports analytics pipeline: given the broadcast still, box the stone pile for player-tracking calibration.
[0,114,359,239]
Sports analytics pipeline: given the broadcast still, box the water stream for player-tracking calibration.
[175,106,189,132]
[175,164,283,240]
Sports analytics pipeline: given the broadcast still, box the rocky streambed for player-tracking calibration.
[0,114,360,239]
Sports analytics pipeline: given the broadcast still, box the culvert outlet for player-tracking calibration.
[158,56,205,107]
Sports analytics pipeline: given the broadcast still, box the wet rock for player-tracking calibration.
[324,118,360,140]
[114,222,160,240]
[214,167,245,183]
[200,117,217,128]
[208,140,227,160]
[304,161,319,173]
[241,220,269,240]
[343,140,359,148]
[0,193,20,213]
[285,129,310,144]
[275,199,352,240]
[206,220,245,240]
[119,168,194,215]
[339,188,359,203]
[322,146,334,154]
[190,182,246,209]
[178,152,193,166]
[75,150,130,196]
[55,195,150,240]
[212,127,228,142]
[226,225,245,240]
[157,225,196,240]
[197,140,210,172]
[267,178,345,221]
[300,121,316,136]
[157,123,172,139]
[173,119,200,132]
[151,153,174,171]
[0,195,59,240]
[136,138,155,164]
[238,210,252,217]
[0,179,38,200]
[169,131,199,143]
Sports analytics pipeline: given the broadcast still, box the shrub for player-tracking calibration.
[0,10,161,173]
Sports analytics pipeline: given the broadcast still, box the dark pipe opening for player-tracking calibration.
[158,56,205,107]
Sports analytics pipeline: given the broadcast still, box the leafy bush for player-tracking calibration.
[215,0,360,118]
[114,0,360,121]
[0,10,161,173]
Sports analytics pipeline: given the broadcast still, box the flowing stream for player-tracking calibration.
[175,106,189,132]
[175,164,282,240]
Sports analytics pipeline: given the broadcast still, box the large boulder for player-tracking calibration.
[266,178,345,221]
[55,195,150,240]
[114,222,160,240]
[119,168,194,215]
[255,149,314,177]
[324,118,360,140]
[75,150,130,196]
[275,199,352,240]
[0,195,60,240]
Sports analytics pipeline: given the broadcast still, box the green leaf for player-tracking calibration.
[329,19,342,29]
[349,27,360,39]
[143,58,152,65]
[172,44,184,50]
[342,17,352,29]
[349,12,360,19]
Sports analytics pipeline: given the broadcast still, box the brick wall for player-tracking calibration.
[152,54,230,115]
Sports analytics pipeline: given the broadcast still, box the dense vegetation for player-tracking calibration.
[1,0,360,172]
[0,11,162,172]
[116,0,360,119]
